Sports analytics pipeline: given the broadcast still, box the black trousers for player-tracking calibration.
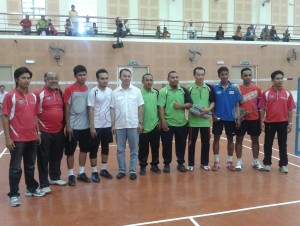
[8,141,39,197]
[37,130,65,188]
[161,125,188,165]
[138,126,160,168]
[188,127,210,166]
[263,121,288,167]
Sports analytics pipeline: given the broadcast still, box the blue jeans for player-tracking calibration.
[8,141,39,197]
[115,128,139,174]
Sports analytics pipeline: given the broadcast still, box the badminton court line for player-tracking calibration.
[125,200,300,226]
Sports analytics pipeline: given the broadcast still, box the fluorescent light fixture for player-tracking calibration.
[25,60,35,64]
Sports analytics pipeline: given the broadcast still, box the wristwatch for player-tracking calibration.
[288,123,293,126]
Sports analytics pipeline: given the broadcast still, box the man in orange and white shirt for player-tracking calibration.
[235,67,263,171]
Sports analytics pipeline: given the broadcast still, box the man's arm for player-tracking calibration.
[88,106,96,138]
[64,103,72,139]
[260,109,265,132]
[159,106,168,131]
[2,115,15,151]
[110,107,115,135]
[287,110,293,133]
[173,102,192,110]
[35,116,41,144]
[138,105,144,132]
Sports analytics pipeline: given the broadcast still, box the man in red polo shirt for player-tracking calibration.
[259,70,296,173]
[2,67,45,207]
[35,72,67,194]
[20,15,32,35]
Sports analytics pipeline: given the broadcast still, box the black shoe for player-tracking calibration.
[177,164,187,172]
[68,175,76,186]
[91,172,100,183]
[100,169,113,179]
[77,173,91,182]
[140,167,146,176]
[150,165,161,174]
[116,172,126,179]
[163,165,170,173]
[130,173,137,180]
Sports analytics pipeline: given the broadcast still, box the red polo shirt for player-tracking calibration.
[239,84,261,120]
[35,86,64,133]
[259,87,296,122]
[2,88,38,141]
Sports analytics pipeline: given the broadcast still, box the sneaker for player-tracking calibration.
[116,172,126,179]
[25,188,45,197]
[91,172,100,183]
[77,173,91,183]
[49,179,67,186]
[279,166,288,174]
[186,166,194,172]
[201,165,211,171]
[10,196,21,207]
[140,167,146,176]
[130,173,137,180]
[150,165,161,174]
[100,169,113,179]
[227,161,236,171]
[252,160,264,171]
[235,160,243,171]
[264,165,271,172]
[68,175,76,186]
[41,187,51,194]
[177,164,187,172]
[163,165,170,173]
[211,162,220,171]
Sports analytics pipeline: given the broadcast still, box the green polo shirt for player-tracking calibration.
[187,83,211,127]
[158,85,187,127]
[37,19,47,28]
[141,87,159,133]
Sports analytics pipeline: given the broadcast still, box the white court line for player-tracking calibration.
[189,217,200,226]
[125,200,300,226]
[243,137,300,159]
[0,148,8,158]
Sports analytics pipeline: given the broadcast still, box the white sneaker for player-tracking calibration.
[235,160,243,171]
[25,188,46,197]
[186,166,194,172]
[201,165,211,171]
[252,160,264,171]
[279,166,288,174]
[49,179,67,186]
[10,196,21,207]
[264,165,271,172]
[41,187,51,194]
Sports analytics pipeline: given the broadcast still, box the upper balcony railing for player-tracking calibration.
[0,12,300,41]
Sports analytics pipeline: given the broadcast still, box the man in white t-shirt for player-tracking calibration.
[0,85,8,116]
[88,69,113,181]
[187,21,197,40]
[111,69,144,180]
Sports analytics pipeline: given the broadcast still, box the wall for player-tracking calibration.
[0,36,299,92]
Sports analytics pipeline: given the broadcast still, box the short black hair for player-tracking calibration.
[217,66,229,75]
[0,85,5,88]
[142,73,153,81]
[241,67,252,75]
[119,68,131,78]
[193,67,206,75]
[14,67,32,87]
[271,70,284,80]
[96,68,108,79]
[167,71,178,78]
[73,65,87,75]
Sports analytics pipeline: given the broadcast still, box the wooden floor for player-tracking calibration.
[1,119,300,226]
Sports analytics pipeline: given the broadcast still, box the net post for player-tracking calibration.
[294,77,300,155]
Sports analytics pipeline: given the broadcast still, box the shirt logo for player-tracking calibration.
[269,95,274,99]
[46,97,51,101]
[216,91,222,95]
[229,91,234,94]
[18,100,24,104]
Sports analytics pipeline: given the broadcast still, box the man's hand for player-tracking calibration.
[161,121,169,131]
[5,137,15,151]
[90,127,97,139]
[138,124,144,133]
[287,124,292,133]
[66,126,73,140]
[260,122,265,132]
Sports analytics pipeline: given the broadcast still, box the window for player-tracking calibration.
[22,0,46,17]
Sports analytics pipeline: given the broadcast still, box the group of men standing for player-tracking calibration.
[2,65,295,207]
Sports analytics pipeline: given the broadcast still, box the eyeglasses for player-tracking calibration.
[47,77,59,81]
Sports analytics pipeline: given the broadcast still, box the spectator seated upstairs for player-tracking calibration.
[36,15,49,36]
[187,22,197,40]
[20,15,32,35]
[215,26,224,40]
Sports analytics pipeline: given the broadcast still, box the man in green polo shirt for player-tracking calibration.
[158,71,193,173]
[187,67,215,172]
[36,15,48,35]
[138,73,161,175]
